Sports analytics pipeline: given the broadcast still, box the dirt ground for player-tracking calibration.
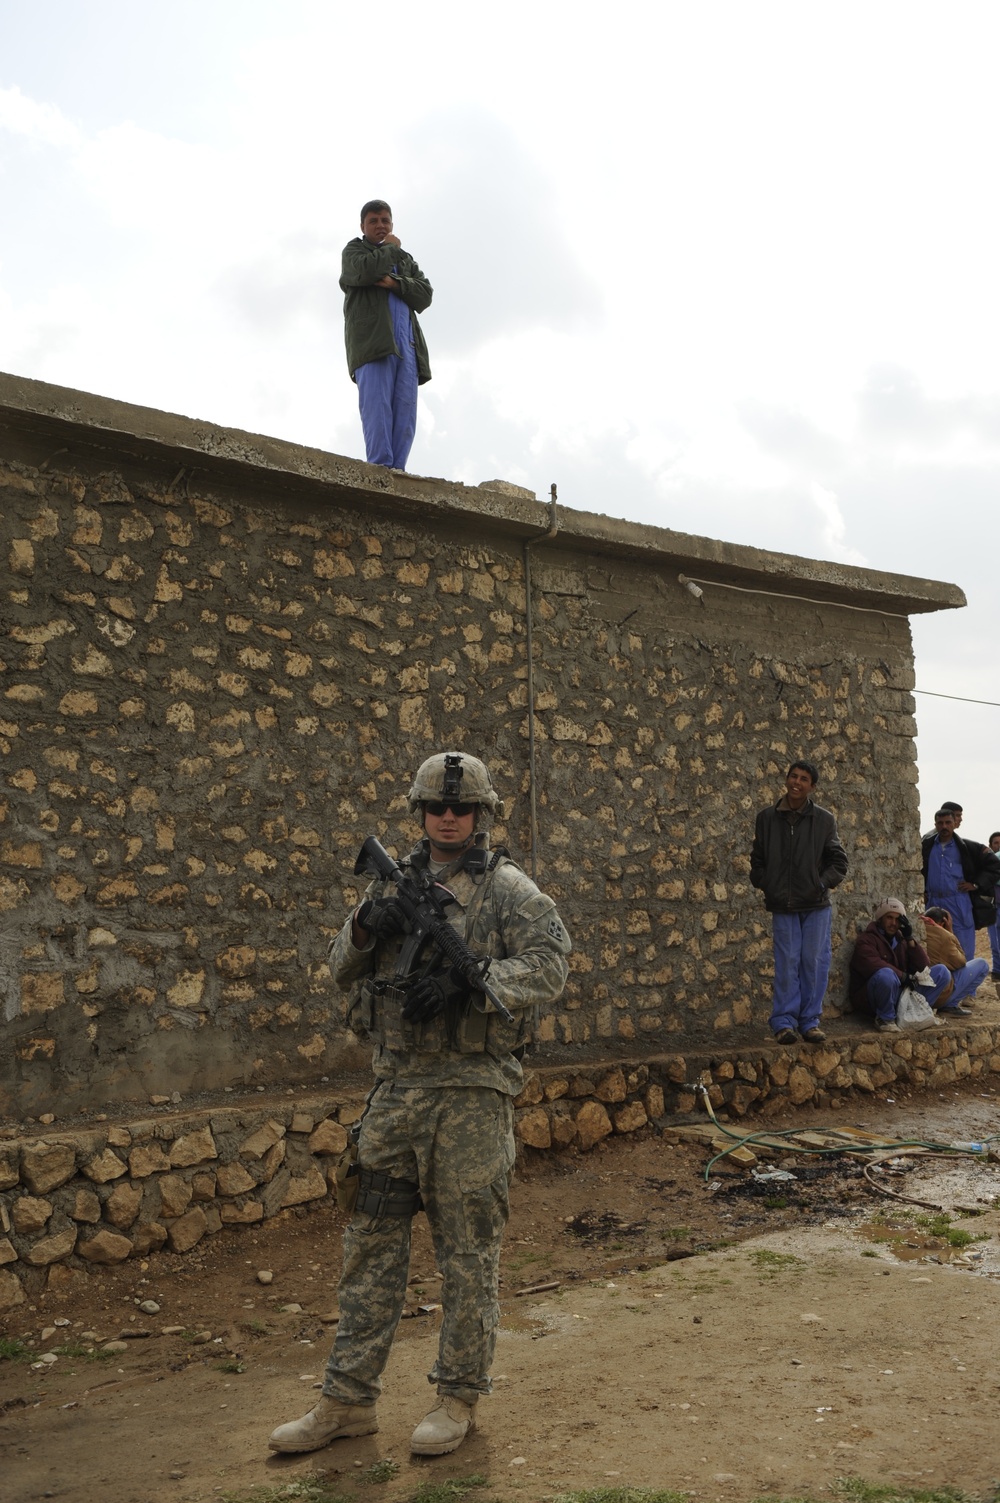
[4,1078,1000,1503]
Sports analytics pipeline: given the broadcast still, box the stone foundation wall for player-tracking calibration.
[0,379,961,1118]
[0,1092,365,1312]
[2,1018,996,1309]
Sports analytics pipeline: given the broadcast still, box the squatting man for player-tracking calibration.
[269,752,571,1458]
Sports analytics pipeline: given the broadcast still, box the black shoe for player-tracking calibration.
[937,1004,972,1017]
[773,1028,798,1045]
[801,1027,826,1043]
[991,972,1000,981]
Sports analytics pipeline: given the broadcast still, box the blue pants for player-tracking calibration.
[770,909,832,1034]
[865,965,952,1022]
[355,298,419,470]
[944,957,990,1005]
[989,922,1000,973]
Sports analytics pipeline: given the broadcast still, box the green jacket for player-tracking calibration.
[339,236,433,384]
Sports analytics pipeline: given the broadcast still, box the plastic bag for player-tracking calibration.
[896,984,939,1031]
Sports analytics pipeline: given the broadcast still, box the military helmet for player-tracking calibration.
[407,751,504,817]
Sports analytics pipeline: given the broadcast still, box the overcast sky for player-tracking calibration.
[2,0,998,843]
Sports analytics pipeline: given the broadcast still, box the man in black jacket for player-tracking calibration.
[921,809,1000,962]
[750,759,849,1045]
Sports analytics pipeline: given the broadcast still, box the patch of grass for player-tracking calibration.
[763,1195,789,1209]
[52,1341,113,1361]
[665,1225,692,1241]
[831,1477,981,1503]
[750,1249,806,1276]
[220,1479,353,1503]
[0,1338,33,1362]
[945,1228,975,1249]
[359,1459,400,1485]
[860,1249,879,1258]
[242,1319,271,1336]
[915,1212,953,1236]
[410,1474,488,1503]
[216,1358,247,1374]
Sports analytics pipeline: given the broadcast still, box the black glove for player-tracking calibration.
[402,966,471,1024]
[356,895,407,940]
[898,915,913,940]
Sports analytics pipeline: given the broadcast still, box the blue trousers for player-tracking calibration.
[770,909,832,1034]
[865,965,952,1022]
[989,922,1000,973]
[355,340,418,469]
[945,957,990,1005]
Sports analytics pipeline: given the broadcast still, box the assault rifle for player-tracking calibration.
[354,836,515,1023]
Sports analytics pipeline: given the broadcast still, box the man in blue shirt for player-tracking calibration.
[921,809,1000,962]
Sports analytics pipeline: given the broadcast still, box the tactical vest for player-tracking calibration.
[346,848,530,1060]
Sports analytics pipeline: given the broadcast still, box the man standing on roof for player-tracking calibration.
[269,751,570,1460]
[750,758,849,1045]
[341,200,433,472]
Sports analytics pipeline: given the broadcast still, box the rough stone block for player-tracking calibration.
[644,1084,665,1119]
[12,1195,52,1233]
[852,1042,883,1066]
[240,1121,285,1159]
[71,1190,101,1226]
[159,1174,193,1218]
[550,1109,578,1148]
[787,1066,815,1105]
[0,1236,19,1265]
[594,1068,627,1103]
[25,1225,78,1265]
[21,1141,76,1194]
[166,1207,208,1252]
[191,1171,217,1201]
[0,1148,19,1191]
[543,1078,570,1101]
[77,1228,133,1263]
[220,1199,264,1224]
[612,1101,647,1134]
[0,1268,26,1310]
[575,1101,613,1150]
[290,1112,315,1135]
[280,1164,328,1207]
[261,1140,286,1182]
[131,1221,167,1255]
[83,1149,128,1184]
[216,1162,256,1196]
[513,1075,544,1108]
[515,1107,551,1149]
[307,1119,348,1156]
[129,1143,171,1177]
[169,1128,217,1168]
[105,1182,143,1230]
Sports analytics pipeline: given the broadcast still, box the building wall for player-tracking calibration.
[0,438,926,1116]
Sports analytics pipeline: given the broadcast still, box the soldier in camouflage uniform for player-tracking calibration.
[269,751,571,1458]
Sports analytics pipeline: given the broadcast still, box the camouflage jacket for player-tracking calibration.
[328,837,571,1094]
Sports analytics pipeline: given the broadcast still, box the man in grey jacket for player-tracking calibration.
[750,759,848,1044]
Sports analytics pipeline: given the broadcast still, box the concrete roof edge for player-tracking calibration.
[0,371,965,618]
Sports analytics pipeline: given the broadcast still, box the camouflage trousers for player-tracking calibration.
[323,1081,515,1408]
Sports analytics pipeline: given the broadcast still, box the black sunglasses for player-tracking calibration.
[424,801,476,818]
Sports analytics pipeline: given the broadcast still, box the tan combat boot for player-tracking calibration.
[268,1395,378,1454]
[410,1395,477,1456]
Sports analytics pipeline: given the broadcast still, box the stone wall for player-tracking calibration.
[0,376,964,1117]
[0,1091,364,1311]
[3,1016,996,1308]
